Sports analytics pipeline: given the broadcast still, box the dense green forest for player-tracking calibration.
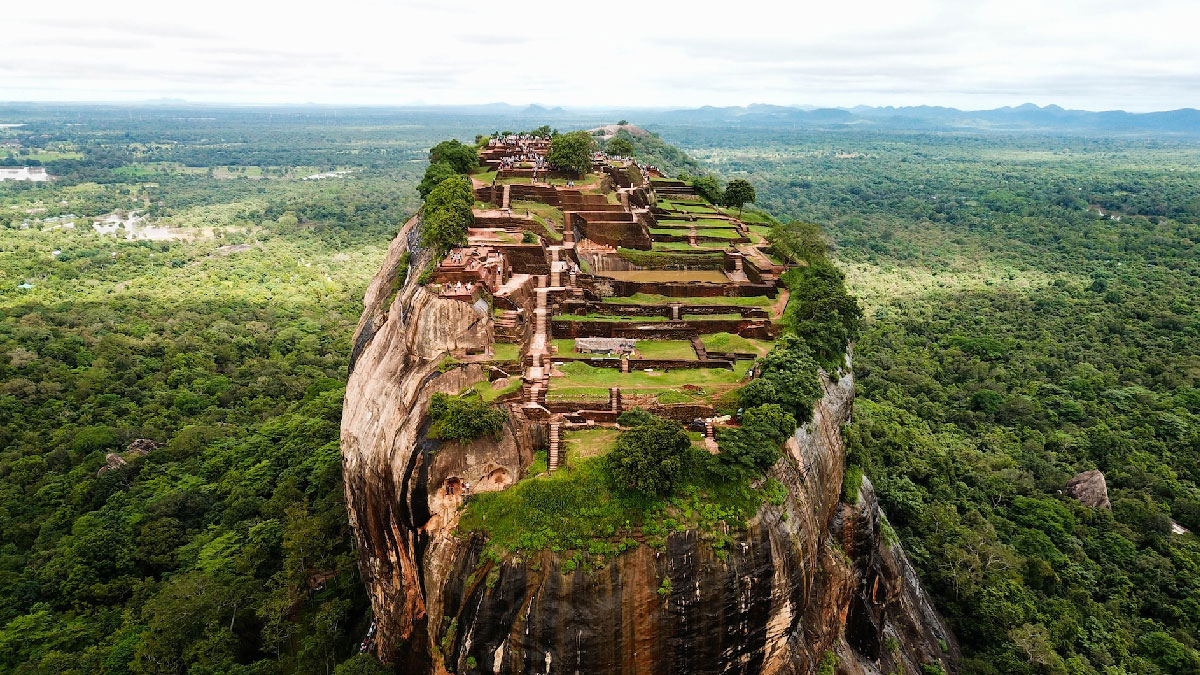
[662,127,1200,674]
[0,110,473,674]
[3,106,1199,674]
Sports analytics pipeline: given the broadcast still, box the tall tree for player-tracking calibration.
[723,178,756,217]
[549,131,597,177]
[606,417,690,496]
[428,140,478,174]
[606,137,635,158]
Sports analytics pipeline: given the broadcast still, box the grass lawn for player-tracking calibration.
[684,313,745,321]
[652,241,730,251]
[469,377,523,402]
[554,313,670,322]
[470,168,498,183]
[738,208,779,225]
[551,360,751,398]
[11,150,84,161]
[694,228,739,239]
[562,428,620,460]
[657,219,737,228]
[700,332,775,355]
[633,340,698,360]
[603,293,772,307]
[491,342,521,361]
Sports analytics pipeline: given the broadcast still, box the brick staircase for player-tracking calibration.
[548,421,561,472]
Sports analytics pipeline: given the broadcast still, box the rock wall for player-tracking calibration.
[341,221,958,674]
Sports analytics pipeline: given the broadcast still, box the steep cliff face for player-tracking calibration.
[341,221,958,674]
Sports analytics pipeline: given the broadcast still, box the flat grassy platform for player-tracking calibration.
[602,293,773,307]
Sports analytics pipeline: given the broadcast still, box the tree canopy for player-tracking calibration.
[723,178,756,215]
[427,393,508,444]
[428,139,478,174]
[417,161,458,199]
[549,131,597,177]
[606,137,635,158]
[420,175,474,253]
[606,416,690,496]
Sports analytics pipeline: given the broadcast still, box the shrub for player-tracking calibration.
[427,393,508,444]
[843,464,863,504]
[692,175,724,205]
[617,407,653,427]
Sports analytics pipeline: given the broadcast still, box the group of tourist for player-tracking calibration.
[443,480,471,501]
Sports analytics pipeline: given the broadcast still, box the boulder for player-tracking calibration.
[97,453,128,476]
[1065,469,1110,508]
[126,438,158,457]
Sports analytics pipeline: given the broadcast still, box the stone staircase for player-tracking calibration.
[548,421,561,472]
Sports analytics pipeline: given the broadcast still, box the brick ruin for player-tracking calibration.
[427,134,796,469]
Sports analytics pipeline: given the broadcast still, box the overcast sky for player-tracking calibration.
[3,0,1198,111]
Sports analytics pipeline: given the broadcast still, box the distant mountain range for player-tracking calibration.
[636,103,1200,134]
[4,100,1198,135]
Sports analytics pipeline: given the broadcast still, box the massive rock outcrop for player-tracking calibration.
[341,217,959,674]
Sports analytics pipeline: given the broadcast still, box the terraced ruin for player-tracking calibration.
[430,133,792,467]
[341,131,958,674]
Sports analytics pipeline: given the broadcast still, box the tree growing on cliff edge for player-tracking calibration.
[549,131,597,177]
[606,416,690,496]
[427,393,507,444]
[723,178,756,217]
[692,175,724,205]
[417,161,458,199]
[421,175,474,253]
[428,139,479,174]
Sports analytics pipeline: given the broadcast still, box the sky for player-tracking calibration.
[3,0,1198,112]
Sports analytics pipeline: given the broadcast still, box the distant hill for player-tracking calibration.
[643,103,1200,134]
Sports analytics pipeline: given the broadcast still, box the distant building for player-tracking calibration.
[0,167,51,182]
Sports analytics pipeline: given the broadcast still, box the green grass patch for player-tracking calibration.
[700,332,774,354]
[633,340,698,360]
[615,248,724,268]
[458,449,775,555]
[562,428,621,460]
[652,241,730,251]
[469,377,523,402]
[694,228,739,240]
[491,342,521,361]
[657,218,737,228]
[552,360,751,398]
[603,293,772,307]
[554,313,670,322]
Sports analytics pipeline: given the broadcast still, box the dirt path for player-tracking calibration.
[770,289,790,320]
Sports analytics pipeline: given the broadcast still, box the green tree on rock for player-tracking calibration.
[421,175,474,253]
[606,416,690,496]
[417,161,458,199]
[428,139,478,174]
[549,131,597,177]
[607,137,635,158]
[723,178,756,217]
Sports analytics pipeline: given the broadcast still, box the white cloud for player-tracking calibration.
[2,0,1198,110]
